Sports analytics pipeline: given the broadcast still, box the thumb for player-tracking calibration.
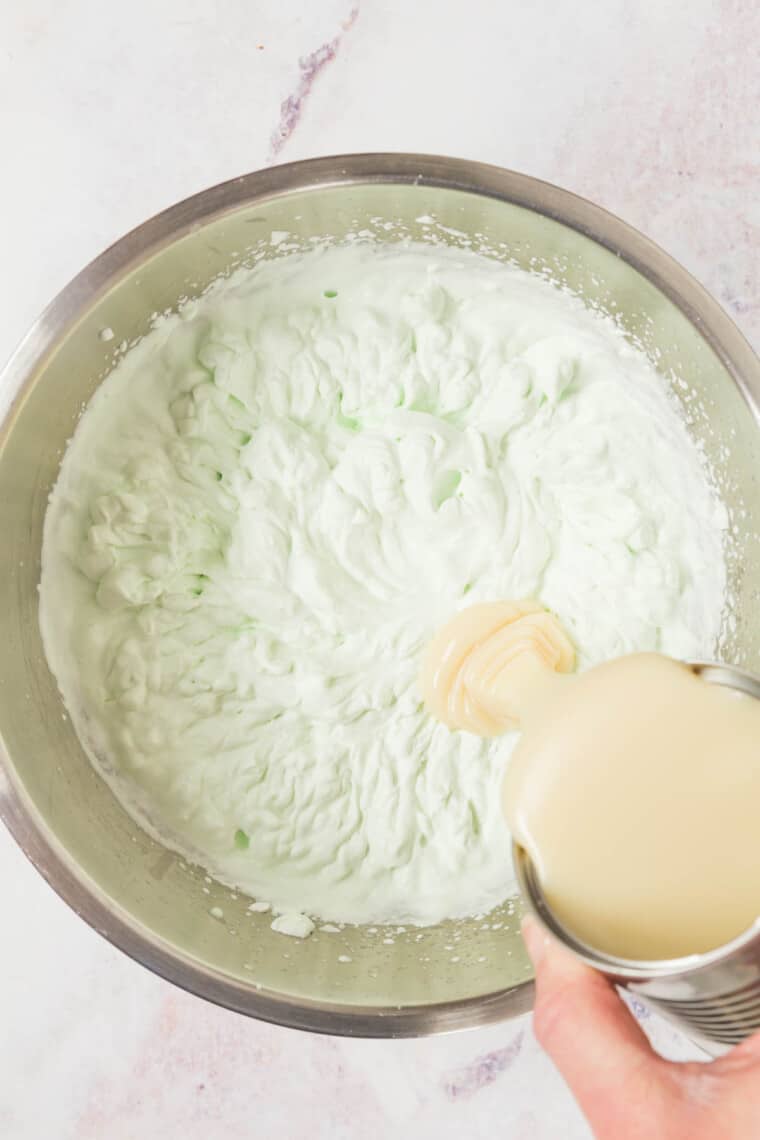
[717,1026,760,1072]
[522,916,665,1129]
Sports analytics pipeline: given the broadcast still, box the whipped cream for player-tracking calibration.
[39,241,728,927]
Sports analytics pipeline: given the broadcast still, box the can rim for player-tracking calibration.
[513,659,760,981]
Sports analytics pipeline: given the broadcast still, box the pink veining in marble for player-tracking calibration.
[554,0,760,346]
[442,1032,525,1100]
[270,6,359,159]
[76,989,384,1139]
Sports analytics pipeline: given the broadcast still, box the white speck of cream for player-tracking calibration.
[270,912,315,939]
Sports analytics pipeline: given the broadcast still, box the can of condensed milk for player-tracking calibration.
[513,661,760,1057]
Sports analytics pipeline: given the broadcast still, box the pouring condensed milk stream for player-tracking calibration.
[421,601,760,962]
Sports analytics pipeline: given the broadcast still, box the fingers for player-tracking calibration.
[718,1028,760,1073]
[523,916,665,1130]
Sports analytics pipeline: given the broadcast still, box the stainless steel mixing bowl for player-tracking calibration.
[1,154,759,1037]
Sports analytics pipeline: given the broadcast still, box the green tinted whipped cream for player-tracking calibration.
[40,243,728,926]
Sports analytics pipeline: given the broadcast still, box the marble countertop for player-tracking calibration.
[1,1,757,1136]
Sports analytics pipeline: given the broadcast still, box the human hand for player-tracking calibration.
[522,915,760,1139]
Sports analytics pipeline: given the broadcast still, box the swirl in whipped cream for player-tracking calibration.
[40,241,728,927]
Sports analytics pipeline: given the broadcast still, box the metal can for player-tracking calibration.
[513,661,760,1056]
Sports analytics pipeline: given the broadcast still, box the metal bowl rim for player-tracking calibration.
[1,152,759,1036]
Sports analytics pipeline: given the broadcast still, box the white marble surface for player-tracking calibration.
[0,1,758,1136]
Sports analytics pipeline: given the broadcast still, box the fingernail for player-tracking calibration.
[521,914,549,968]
